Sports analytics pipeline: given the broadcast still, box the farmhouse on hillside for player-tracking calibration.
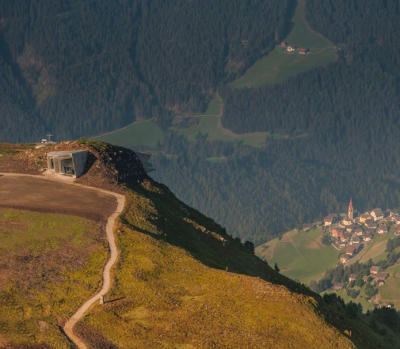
[302,223,313,231]
[333,282,344,291]
[370,266,381,275]
[298,48,310,54]
[374,272,389,282]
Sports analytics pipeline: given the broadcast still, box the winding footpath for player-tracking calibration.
[0,172,125,349]
[63,191,125,349]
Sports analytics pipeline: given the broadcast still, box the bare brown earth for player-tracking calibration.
[0,175,117,220]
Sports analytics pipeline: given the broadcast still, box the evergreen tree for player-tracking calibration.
[274,263,280,272]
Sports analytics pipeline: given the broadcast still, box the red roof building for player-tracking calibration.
[346,246,358,256]
[298,48,309,54]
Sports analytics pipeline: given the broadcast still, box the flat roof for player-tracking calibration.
[48,150,88,156]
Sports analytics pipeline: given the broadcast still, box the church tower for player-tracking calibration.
[348,198,354,220]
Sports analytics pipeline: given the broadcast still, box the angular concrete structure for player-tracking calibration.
[136,151,156,173]
[47,150,88,178]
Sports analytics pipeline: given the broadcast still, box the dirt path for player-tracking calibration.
[0,173,125,349]
[64,192,124,349]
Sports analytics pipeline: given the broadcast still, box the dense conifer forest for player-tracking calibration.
[150,134,400,245]
[221,0,400,177]
[0,0,289,142]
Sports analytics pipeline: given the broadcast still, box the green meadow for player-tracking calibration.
[0,208,107,348]
[350,226,397,265]
[231,0,337,88]
[379,263,400,309]
[324,287,376,313]
[93,94,270,148]
[256,228,341,284]
[91,119,164,148]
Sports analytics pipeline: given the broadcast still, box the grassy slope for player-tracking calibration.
[258,224,400,316]
[93,94,270,148]
[0,208,107,348]
[379,263,400,309]
[74,180,395,349]
[231,0,337,88]
[256,228,341,284]
[329,287,375,313]
[0,141,396,348]
[177,94,269,147]
[0,143,35,159]
[350,227,396,265]
[91,119,164,148]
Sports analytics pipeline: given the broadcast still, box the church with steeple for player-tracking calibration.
[348,198,354,220]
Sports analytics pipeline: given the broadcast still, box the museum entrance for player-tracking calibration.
[60,158,75,176]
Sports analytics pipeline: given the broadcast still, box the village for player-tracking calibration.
[301,199,400,307]
[322,200,400,263]
[302,199,400,263]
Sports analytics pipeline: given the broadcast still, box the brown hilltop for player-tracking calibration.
[0,140,148,192]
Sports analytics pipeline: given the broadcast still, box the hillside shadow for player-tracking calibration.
[124,180,315,299]
[282,0,297,39]
[122,180,382,348]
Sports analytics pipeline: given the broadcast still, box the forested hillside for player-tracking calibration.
[150,134,400,245]
[175,0,400,243]
[0,0,289,142]
[3,0,400,246]
[222,0,400,175]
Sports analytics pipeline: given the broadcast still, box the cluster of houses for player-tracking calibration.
[332,266,393,308]
[321,200,400,263]
[280,41,310,54]
[301,199,399,309]
[333,266,389,292]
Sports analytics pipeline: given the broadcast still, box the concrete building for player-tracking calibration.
[47,151,88,178]
[136,152,156,173]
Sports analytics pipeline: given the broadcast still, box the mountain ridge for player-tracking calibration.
[0,140,398,348]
